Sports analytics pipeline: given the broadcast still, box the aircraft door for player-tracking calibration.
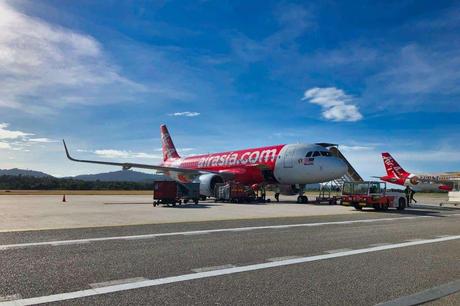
[283,147,296,168]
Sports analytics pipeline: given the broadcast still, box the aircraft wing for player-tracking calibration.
[63,140,232,179]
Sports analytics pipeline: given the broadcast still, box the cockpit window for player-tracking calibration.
[313,151,321,157]
[320,151,332,157]
[305,151,312,157]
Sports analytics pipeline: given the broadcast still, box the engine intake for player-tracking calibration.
[407,176,420,185]
[198,174,224,196]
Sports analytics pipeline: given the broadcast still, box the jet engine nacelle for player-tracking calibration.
[278,184,300,195]
[405,176,420,186]
[198,173,224,197]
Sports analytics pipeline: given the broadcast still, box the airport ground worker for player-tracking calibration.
[405,186,411,207]
[410,188,417,204]
[405,186,417,206]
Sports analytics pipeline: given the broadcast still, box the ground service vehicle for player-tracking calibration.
[153,181,200,206]
[214,182,256,203]
[341,181,407,211]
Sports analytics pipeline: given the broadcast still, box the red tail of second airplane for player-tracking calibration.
[161,124,180,161]
[381,152,410,178]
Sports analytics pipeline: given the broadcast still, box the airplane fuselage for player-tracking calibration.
[163,143,347,186]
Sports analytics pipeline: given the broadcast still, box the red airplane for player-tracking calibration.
[379,152,455,192]
[63,125,347,203]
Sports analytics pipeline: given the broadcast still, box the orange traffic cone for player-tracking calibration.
[62,194,66,203]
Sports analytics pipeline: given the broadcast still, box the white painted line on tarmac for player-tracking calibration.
[368,243,392,247]
[228,228,254,232]
[181,232,210,236]
[376,279,460,306]
[90,277,149,289]
[192,264,236,273]
[2,235,460,306]
[267,256,300,262]
[51,241,90,246]
[0,214,455,251]
[325,248,353,254]
[121,236,156,241]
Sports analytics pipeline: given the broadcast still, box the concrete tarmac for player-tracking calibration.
[0,194,360,231]
[0,193,450,232]
[0,204,459,305]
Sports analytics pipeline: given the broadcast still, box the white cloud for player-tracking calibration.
[340,145,375,151]
[94,149,160,159]
[302,87,363,122]
[0,142,12,149]
[0,1,144,113]
[28,138,57,143]
[0,123,33,139]
[169,111,200,117]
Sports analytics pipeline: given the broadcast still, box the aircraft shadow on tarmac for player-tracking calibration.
[104,202,157,205]
[161,203,220,209]
[102,202,220,208]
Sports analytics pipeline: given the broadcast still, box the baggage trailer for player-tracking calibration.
[315,182,340,205]
[181,183,200,205]
[341,181,407,211]
[214,182,256,203]
[153,181,200,207]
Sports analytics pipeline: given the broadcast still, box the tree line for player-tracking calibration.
[0,175,154,190]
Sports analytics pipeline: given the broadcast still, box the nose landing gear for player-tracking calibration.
[296,184,309,203]
[297,195,309,203]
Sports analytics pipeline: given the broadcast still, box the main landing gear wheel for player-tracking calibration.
[297,196,308,203]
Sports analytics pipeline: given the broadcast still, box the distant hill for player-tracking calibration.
[72,170,167,182]
[0,168,53,178]
[0,168,167,182]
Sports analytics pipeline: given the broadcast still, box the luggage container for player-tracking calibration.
[181,183,200,205]
[153,181,179,206]
[214,182,256,203]
[153,181,200,206]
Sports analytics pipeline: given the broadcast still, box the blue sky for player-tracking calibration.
[0,0,459,178]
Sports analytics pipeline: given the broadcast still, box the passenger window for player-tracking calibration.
[305,151,312,157]
[313,151,321,157]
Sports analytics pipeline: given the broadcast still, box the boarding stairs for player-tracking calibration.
[316,144,363,193]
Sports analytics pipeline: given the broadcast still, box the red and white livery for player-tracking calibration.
[64,125,348,202]
[379,152,458,192]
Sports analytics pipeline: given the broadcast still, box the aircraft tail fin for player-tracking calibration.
[161,125,180,161]
[381,152,409,178]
